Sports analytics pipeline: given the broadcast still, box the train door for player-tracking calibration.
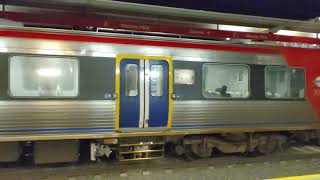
[116,54,172,131]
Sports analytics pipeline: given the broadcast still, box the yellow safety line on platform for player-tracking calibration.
[267,174,320,180]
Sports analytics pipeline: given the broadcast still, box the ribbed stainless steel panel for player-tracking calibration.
[172,100,316,128]
[0,36,286,66]
[0,101,115,134]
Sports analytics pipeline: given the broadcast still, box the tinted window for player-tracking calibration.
[202,64,249,98]
[10,56,79,97]
[174,69,195,85]
[265,67,305,99]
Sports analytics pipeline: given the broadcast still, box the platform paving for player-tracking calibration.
[1,146,320,180]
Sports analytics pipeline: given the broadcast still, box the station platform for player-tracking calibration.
[1,146,320,180]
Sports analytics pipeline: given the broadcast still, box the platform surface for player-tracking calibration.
[1,146,320,180]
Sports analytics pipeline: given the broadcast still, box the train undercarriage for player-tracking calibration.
[1,130,320,165]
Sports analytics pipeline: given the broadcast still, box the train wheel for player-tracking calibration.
[183,145,196,160]
[174,144,185,156]
[256,137,277,155]
[190,144,212,158]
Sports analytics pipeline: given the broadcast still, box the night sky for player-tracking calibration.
[119,0,320,20]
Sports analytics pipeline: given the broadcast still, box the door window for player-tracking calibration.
[150,65,163,96]
[125,64,138,96]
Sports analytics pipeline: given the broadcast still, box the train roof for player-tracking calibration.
[0,1,320,49]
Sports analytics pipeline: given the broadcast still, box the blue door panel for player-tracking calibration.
[119,59,140,128]
[148,60,169,127]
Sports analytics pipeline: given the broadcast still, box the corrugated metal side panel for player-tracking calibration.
[0,101,115,134]
[172,100,316,128]
[0,37,286,66]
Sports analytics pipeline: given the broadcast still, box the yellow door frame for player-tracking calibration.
[115,54,173,131]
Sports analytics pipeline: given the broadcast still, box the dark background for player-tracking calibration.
[119,0,320,20]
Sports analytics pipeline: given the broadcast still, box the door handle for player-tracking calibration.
[171,93,179,99]
[113,92,118,100]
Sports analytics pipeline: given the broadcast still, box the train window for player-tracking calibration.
[125,64,138,96]
[150,65,163,96]
[174,69,194,85]
[202,64,250,98]
[9,55,79,98]
[265,67,305,99]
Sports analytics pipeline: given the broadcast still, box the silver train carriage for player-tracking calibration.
[0,27,318,163]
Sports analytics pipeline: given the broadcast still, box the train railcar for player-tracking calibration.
[0,27,319,164]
